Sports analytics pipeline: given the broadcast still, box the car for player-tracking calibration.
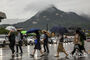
[50,37,57,44]
[0,34,8,47]
[27,36,35,45]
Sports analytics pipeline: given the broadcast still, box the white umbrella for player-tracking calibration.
[5,26,16,31]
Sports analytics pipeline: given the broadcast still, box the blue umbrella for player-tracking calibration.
[27,28,40,33]
[50,26,60,33]
[50,26,68,34]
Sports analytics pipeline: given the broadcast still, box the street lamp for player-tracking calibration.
[46,24,48,31]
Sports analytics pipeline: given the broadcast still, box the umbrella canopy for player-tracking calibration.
[50,26,68,34]
[28,33,36,36]
[21,31,27,34]
[27,28,40,33]
[5,26,16,31]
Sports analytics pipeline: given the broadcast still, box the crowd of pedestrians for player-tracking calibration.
[7,28,88,59]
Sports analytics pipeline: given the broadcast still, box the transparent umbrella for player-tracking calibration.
[5,26,16,31]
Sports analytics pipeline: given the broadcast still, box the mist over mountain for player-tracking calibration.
[1,6,90,30]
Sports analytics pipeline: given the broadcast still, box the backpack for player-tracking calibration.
[34,39,38,44]
[20,32,23,40]
[80,31,86,40]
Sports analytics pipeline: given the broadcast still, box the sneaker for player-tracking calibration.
[20,52,23,54]
[70,53,74,57]
[47,51,49,53]
[30,54,34,57]
[54,55,59,57]
[78,53,83,56]
[40,54,44,57]
[65,56,69,59]
[20,53,23,56]
[16,54,18,57]
[12,54,15,58]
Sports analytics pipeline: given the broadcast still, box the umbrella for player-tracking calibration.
[27,28,40,33]
[50,26,68,34]
[28,33,36,36]
[21,31,27,34]
[5,26,16,31]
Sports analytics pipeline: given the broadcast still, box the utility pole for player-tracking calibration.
[46,24,48,31]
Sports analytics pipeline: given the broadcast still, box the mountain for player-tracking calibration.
[1,6,90,30]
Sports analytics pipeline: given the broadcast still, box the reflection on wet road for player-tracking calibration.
[0,42,90,60]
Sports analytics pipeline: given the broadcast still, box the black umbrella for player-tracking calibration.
[50,26,68,34]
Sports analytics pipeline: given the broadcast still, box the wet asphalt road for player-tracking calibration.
[0,42,90,60]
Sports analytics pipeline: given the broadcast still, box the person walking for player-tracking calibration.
[8,29,16,57]
[79,29,88,54]
[42,30,49,54]
[30,31,44,57]
[16,29,23,55]
[71,29,83,56]
[55,34,68,58]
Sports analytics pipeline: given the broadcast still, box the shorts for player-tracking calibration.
[34,42,41,50]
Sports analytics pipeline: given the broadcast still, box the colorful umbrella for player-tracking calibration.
[21,31,27,34]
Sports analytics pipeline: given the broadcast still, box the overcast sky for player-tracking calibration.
[0,0,90,24]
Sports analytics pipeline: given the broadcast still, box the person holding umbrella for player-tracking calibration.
[55,34,68,58]
[27,28,44,57]
[50,26,69,58]
[8,29,16,57]
[42,30,49,54]
[71,29,83,56]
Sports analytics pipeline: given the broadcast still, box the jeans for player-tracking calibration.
[9,42,15,54]
[43,43,49,53]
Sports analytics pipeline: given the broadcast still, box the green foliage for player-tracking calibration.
[0,27,9,34]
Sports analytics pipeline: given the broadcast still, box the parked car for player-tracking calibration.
[0,34,8,47]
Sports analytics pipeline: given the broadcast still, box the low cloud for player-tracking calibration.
[0,0,90,24]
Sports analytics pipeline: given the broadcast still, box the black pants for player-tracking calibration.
[71,44,83,55]
[16,41,23,53]
[80,45,85,50]
[9,42,15,54]
[43,43,49,53]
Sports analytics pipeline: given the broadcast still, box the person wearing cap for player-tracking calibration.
[42,30,49,54]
